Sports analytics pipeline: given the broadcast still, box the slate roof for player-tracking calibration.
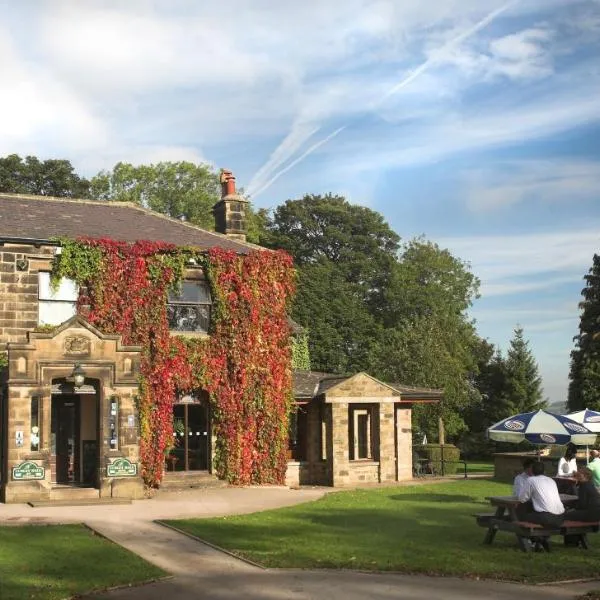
[293,371,337,399]
[292,370,443,401]
[0,193,257,253]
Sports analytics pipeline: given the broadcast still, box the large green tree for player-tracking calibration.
[90,161,220,230]
[261,194,400,314]
[0,154,91,197]
[260,194,399,372]
[261,195,485,439]
[368,239,482,438]
[568,254,600,411]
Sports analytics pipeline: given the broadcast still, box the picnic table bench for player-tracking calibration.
[474,495,600,552]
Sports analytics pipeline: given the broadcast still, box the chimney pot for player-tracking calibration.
[214,168,248,242]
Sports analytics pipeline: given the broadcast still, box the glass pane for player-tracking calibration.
[357,414,369,459]
[31,397,39,452]
[39,301,77,326]
[187,404,209,470]
[168,281,211,304]
[167,304,210,333]
[39,272,78,301]
[171,405,186,472]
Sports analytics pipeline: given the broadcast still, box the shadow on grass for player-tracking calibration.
[389,493,477,503]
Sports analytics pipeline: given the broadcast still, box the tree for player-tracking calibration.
[292,260,381,373]
[367,239,482,438]
[504,326,544,414]
[261,194,400,314]
[90,161,220,230]
[260,194,399,373]
[262,195,485,438]
[0,154,91,197]
[568,254,600,411]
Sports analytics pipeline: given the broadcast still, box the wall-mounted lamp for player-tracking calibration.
[71,363,86,387]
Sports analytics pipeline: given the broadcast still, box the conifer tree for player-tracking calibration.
[568,254,600,411]
[504,326,545,413]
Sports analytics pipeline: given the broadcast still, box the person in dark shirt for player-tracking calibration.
[567,467,600,523]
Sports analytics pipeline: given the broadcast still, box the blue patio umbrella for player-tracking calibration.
[487,409,597,446]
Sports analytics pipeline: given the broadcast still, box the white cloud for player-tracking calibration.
[0,26,108,157]
[439,228,600,297]
[329,79,600,179]
[463,159,600,211]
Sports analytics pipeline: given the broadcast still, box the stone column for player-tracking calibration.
[330,402,350,486]
[396,407,413,480]
[378,401,396,482]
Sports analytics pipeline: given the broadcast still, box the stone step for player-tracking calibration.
[49,486,100,501]
[160,471,226,491]
[29,497,132,508]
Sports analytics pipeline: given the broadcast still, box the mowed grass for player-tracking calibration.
[466,462,494,473]
[167,480,600,583]
[0,524,165,600]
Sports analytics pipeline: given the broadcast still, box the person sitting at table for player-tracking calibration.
[513,457,535,496]
[566,467,600,522]
[557,444,578,477]
[588,449,600,489]
[513,458,535,518]
[518,461,565,528]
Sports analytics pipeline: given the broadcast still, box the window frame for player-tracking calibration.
[166,279,212,335]
[349,404,378,461]
[38,272,78,326]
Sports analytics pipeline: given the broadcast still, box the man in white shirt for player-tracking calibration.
[513,457,535,497]
[513,457,535,519]
[518,461,565,528]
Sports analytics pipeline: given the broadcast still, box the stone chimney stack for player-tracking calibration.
[213,169,249,242]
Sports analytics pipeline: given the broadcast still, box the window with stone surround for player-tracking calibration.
[167,281,212,334]
[288,405,308,461]
[349,404,378,460]
[38,272,78,326]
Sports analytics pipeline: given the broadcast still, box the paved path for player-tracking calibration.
[2,485,599,600]
[0,486,326,524]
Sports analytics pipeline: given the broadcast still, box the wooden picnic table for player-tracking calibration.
[477,494,579,552]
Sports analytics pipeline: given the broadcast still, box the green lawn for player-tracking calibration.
[166,479,600,583]
[466,462,494,474]
[0,524,165,600]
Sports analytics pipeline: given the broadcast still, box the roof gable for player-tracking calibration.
[323,372,402,398]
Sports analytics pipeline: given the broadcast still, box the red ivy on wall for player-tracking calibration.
[55,238,295,487]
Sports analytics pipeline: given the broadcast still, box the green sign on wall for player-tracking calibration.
[107,458,137,477]
[12,461,45,481]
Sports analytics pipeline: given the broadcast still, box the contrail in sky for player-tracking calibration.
[249,0,519,199]
[250,126,347,199]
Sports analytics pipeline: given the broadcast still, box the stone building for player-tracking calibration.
[287,371,441,487]
[0,175,442,503]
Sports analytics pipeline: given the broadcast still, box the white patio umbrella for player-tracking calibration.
[487,409,597,446]
[565,408,600,463]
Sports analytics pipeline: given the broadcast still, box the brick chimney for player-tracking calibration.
[213,169,249,242]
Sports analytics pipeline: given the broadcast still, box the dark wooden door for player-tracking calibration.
[52,396,80,484]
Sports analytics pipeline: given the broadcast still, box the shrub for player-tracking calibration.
[415,443,461,475]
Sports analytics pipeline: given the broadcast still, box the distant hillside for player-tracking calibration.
[547,400,567,414]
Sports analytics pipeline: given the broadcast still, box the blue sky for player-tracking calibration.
[1,0,599,406]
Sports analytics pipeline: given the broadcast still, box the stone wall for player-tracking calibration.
[0,243,55,347]
[2,317,143,503]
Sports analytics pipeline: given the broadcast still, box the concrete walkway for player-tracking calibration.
[1,485,598,600]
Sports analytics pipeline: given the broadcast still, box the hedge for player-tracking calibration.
[415,444,461,475]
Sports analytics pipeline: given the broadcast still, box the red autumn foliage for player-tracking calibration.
[70,238,295,487]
